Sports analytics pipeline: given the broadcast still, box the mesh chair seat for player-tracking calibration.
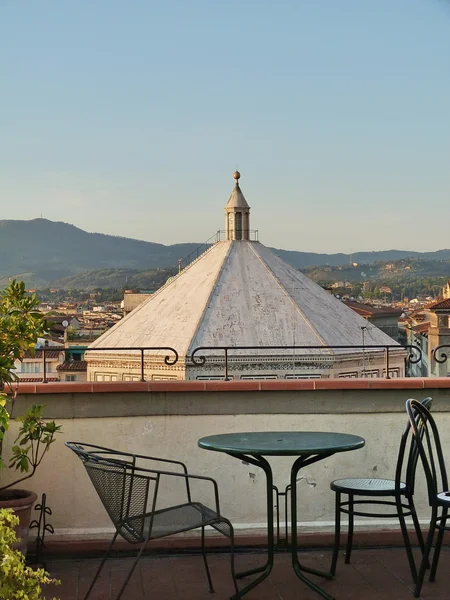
[65,441,238,600]
[331,477,407,496]
[122,501,232,543]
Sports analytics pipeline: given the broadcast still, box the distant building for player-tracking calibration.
[57,360,87,382]
[443,281,450,300]
[427,298,450,377]
[13,348,65,383]
[343,300,401,341]
[122,291,153,315]
[399,283,450,377]
[86,173,405,382]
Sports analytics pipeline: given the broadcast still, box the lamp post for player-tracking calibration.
[361,326,367,377]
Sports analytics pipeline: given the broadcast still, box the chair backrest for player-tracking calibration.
[406,399,448,506]
[395,397,432,494]
[66,442,159,543]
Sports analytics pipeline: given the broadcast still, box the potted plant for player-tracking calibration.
[0,508,59,599]
[0,280,61,553]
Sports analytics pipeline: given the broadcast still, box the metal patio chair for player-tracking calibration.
[66,441,238,600]
[406,398,450,597]
[329,396,432,582]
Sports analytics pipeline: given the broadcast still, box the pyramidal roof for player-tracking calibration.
[90,173,399,358]
[89,240,398,357]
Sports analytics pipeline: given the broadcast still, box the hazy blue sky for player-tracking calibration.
[1,1,449,253]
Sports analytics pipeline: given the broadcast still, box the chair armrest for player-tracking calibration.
[131,465,221,515]
[127,452,189,474]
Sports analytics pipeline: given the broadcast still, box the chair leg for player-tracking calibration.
[397,497,417,583]
[201,526,214,593]
[114,538,150,600]
[409,495,425,552]
[430,507,447,582]
[84,530,119,600]
[229,525,240,597]
[414,508,438,598]
[345,495,354,565]
[330,491,341,576]
[409,494,430,570]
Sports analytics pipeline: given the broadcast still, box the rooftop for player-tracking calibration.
[56,360,87,372]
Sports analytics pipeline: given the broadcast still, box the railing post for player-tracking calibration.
[43,348,47,383]
[140,349,145,382]
[385,347,390,379]
[224,348,229,381]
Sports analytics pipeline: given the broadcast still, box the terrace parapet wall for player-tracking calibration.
[4,379,450,550]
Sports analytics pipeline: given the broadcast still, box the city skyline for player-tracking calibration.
[1,0,449,253]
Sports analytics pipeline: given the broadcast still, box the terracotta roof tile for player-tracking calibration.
[56,360,87,372]
[18,377,59,382]
[22,349,65,359]
[428,298,450,310]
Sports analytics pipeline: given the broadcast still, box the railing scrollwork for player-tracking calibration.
[432,345,450,365]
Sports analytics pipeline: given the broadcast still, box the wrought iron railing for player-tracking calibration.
[177,229,260,272]
[177,232,220,272]
[36,346,179,383]
[21,343,438,383]
[190,344,421,381]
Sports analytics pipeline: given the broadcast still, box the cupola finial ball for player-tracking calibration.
[233,171,241,181]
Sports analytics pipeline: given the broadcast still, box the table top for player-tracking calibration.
[198,431,365,456]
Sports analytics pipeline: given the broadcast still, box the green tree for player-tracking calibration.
[0,281,61,489]
[0,281,47,393]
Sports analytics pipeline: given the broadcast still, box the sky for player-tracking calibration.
[1,0,449,254]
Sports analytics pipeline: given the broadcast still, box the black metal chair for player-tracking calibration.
[406,398,450,597]
[330,396,432,582]
[66,442,238,600]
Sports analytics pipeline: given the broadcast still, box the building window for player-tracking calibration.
[21,362,42,373]
[95,373,117,382]
[290,374,322,380]
[241,375,277,380]
[382,368,400,378]
[65,375,76,382]
[235,212,242,240]
[196,376,234,381]
[364,370,380,378]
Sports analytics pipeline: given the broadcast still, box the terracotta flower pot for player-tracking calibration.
[0,488,38,555]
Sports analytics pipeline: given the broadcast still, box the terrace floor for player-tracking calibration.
[43,546,450,600]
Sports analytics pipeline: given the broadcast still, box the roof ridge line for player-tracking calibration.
[148,241,219,302]
[88,242,219,349]
[248,243,329,349]
[188,241,234,355]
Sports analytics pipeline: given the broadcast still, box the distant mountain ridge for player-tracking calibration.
[1,218,450,287]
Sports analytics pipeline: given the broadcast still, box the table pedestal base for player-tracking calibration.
[229,451,336,600]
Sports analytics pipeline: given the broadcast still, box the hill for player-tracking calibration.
[0,219,199,286]
[48,267,177,291]
[2,218,450,287]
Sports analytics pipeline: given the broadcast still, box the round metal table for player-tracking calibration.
[198,431,365,600]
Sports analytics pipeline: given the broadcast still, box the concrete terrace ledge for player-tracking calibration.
[11,377,450,395]
[8,378,450,420]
